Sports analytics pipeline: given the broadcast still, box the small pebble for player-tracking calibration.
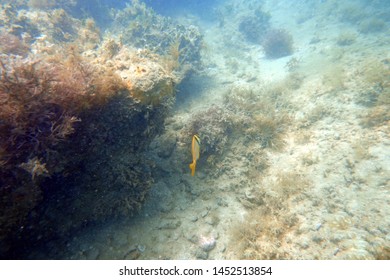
[190,216,198,222]
[333,248,340,256]
[137,244,146,252]
[198,235,216,252]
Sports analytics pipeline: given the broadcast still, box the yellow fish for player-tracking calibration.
[189,134,200,176]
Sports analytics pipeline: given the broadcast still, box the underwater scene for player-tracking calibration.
[0,0,389,260]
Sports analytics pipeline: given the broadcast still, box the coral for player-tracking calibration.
[262,29,294,59]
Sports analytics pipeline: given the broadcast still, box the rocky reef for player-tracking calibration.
[111,0,203,81]
[0,2,201,258]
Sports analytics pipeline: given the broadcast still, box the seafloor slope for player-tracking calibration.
[57,0,389,260]
[1,0,388,260]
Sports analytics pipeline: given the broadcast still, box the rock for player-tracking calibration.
[137,244,146,252]
[157,220,181,230]
[112,232,128,247]
[195,249,209,260]
[86,247,100,260]
[190,216,198,222]
[198,235,216,252]
[142,181,174,214]
[156,132,177,158]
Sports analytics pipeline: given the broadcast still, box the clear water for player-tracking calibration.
[0,0,389,260]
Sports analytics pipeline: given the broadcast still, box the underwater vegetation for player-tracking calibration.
[0,2,40,38]
[112,0,204,78]
[238,6,271,44]
[358,18,386,34]
[230,172,310,259]
[358,59,390,128]
[224,85,291,150]
[236,5,294,60]
[336,31,357,46]
[338,3,367,24]
[0,1,200,258]
[181,105,234,173]
[180,81,292,175]
[262,29,294,59]
[0,31,29,56]
[26,0,81,10]
[0,46,125,167]
[0,46,129,256]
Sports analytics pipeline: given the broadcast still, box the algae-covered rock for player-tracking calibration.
[114,50,175,105]
[0,2,186,258]
[112,0,204,78]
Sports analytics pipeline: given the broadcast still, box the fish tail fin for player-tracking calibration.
[189,161,196,176]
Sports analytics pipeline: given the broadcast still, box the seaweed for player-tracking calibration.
[185,105,233,157]
[338,4,366,24]
[336,31,357,46]
[358,59,390,127]
[224,86,291,150]
[28,0,57,9]
[358,18,386,34]
[0,46,129,252]
[262,29,294,59]
[0,31,30,56]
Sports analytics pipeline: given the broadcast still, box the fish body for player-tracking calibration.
[189,134,200,176]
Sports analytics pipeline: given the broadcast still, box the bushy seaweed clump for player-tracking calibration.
[224,86,290,150]
[230,172,310,259]
[338,4,366,24]
[0,3,40,38]
[0,47,127,251]
[262,29,294,59]
[0,31,30,56]
[185,105,233,157]
[358,18,386,34]
[0,48,125,167]
[239,7,271,44]
[336,31,357,46]
[0,0,190,259]
[358,59,390,128]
